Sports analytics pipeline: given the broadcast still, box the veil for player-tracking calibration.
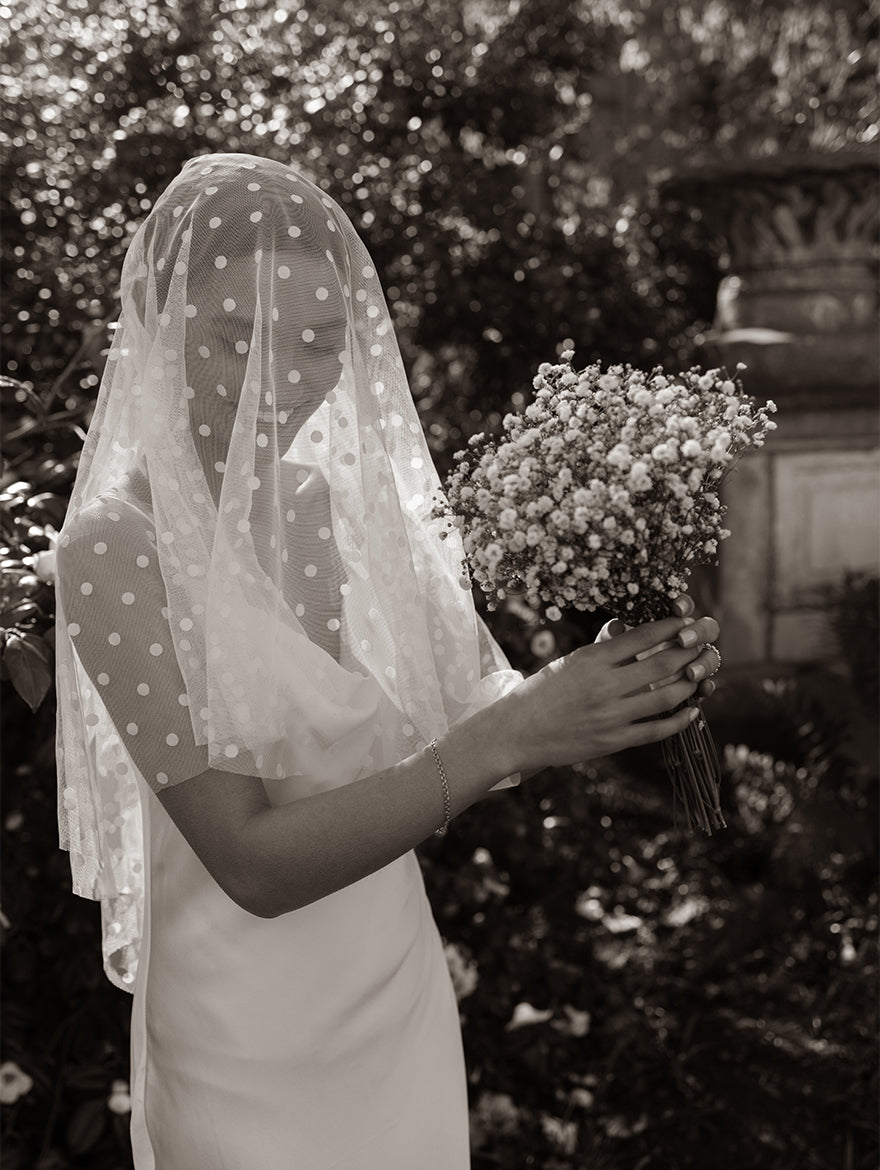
[55,154,521,991]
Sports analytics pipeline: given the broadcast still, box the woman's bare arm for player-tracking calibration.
[159,612,718,918]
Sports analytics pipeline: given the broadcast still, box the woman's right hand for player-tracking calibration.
[497,614,715,775]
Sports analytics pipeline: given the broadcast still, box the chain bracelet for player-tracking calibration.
[429,738,451,837]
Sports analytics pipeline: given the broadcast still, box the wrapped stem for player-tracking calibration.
[660,696,725,834]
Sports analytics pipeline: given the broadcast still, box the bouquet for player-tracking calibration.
[437,351,777,833]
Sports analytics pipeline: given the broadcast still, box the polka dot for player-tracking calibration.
[199,345,211,358]
[340,583,351,596]
[327,618,341,632]
[121,592,135,605]
[178,693,189,706]
[256,434,268,448]
[136,555,149,568]
[156,772,169,786]
[209,216,222,229]
[215,255,227,269]
[198,424,211,436]
[185,304,197,318]
[318,526,331,540]
[172,205,184,218]
[286,509,296,522]
[287,225,301,238]
[97,673,110,685]
[166,733,179,746]
[315,287,329,301]
[249,211,262,223]
[290,193,304,204]
[137,683,150,696]
[367,305,380,319]
[277,265,291,279]
[302,328,315,343]
[235,340,248,353]
[158,312,171,327]
[295,603,305,617]
[402,723,414,737]
[341,452,356,466]
[370,344,383,356]
[149,643,163,656]
[179,618,194,631]
[223,298,236,311]
[216,384,227,396]
[287,370,301,384]
[108,632,121,646]
[127,723,138,735]
[362,265,375,278]
[356,289,367,302]
[93,541,107,555]
[304,564,317,577]
[247,182,261,191]
[174,261,187,275]
[310,430,323,444]
[224,744,239,759]
[80,582,93,596]
[215,461,226,473]
[236,519,250,533]
[67,622,81,636]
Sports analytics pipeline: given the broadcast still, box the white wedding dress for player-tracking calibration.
[131,777,470,1169]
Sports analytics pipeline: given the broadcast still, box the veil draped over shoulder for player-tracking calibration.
[55,154,520,991]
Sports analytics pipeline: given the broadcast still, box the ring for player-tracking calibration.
[703,643,722,677]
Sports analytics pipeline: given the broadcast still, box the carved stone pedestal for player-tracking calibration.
[663,151,879,667]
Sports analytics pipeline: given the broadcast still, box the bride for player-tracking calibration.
[54,153,720,1169]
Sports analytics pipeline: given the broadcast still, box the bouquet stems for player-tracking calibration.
[660,696,725,834]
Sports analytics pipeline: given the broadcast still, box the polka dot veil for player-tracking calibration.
[55,154,521,989]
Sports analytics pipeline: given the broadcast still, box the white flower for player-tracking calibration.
[0,1062,33,1105]
[108,1078,132,1115]
[545,605,562,622]
[530,629,557,658]
[498,508,518,530]
[681,438,702,457]
[444,941,479,1001]
[598,373,620,391]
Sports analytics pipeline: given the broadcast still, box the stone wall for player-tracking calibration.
[662,151,879,667]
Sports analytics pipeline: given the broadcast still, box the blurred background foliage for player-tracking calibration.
[1,0,878,1166]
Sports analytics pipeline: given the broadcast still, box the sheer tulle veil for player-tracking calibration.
[54,153,520,990]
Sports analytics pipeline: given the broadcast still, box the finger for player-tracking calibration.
[671,594,694,618]
[595,618,627,644]
[676,615,720,649]
[604,616,689,665]
[622,676,698,722]
[621,644,703,693]
[622,700,701,749]
[684,643,722,682]
[696,678,716,699]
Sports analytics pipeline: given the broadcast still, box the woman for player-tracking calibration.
[55,154,720,1169]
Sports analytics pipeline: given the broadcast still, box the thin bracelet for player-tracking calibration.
[429,738,451,837]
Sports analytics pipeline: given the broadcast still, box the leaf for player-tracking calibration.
[65,1096,106,1156]
[4,631,54,711]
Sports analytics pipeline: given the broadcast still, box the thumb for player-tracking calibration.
[595,618,628,643]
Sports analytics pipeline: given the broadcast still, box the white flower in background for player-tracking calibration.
[443,941,479,1001]
[107,1078,132,1114]
[0,1062,33,1105]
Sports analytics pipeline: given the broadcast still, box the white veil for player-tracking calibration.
[55,154,520,990]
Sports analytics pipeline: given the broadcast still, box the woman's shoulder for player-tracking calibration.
[57,492,157,596]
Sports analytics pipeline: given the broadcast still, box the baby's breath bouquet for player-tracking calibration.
[437,351,777,833]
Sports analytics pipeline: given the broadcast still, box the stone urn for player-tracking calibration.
[661,150,879,667]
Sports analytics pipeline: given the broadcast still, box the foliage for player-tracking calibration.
[2,0,876,459]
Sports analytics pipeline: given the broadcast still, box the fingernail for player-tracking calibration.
[679,628,697,647]
[688,664,706,681]
[689,706,700,722]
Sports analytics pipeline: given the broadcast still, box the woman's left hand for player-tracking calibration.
[595,594,720,699]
